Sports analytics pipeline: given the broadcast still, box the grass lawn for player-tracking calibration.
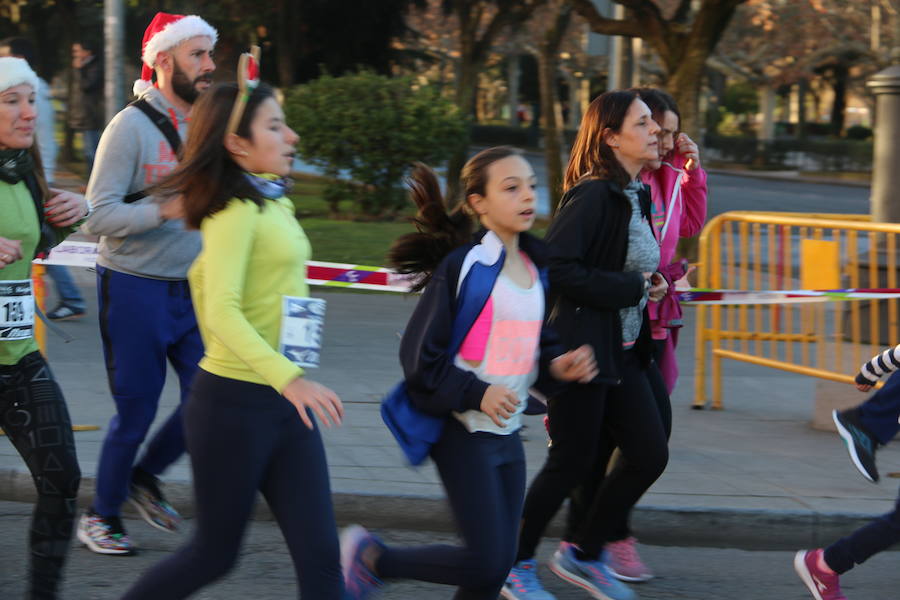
[290,174,414,266]
[289,173,549,268]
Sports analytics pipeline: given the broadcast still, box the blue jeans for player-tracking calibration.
[46,264,85,310]
[825,486,900,574]
[92,266,203,517]
[82,129,101,176]
[858,372,900,445]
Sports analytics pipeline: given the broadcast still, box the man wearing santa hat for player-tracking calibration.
[79,12,216,556]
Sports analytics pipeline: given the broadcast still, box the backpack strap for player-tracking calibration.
[123,98,182,204]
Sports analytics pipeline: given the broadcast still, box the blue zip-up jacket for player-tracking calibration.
[399,229,567,417]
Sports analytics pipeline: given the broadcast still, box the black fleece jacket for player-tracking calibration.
[545,178,654,384]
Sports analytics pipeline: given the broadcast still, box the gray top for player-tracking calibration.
[82,87,200,280]
[619,180,659,346]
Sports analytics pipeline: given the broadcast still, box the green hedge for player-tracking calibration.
[705,135,872,172]
[284,71,467,218]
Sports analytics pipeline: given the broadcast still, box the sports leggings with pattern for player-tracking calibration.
[0,351,81,599]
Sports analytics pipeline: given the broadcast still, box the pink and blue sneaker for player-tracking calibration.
[605,537,653,582]
[340,525,385,599]
[502,557,556,599]
[549,542,636,600]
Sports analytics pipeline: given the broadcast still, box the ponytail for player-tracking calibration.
[387,163,472,292]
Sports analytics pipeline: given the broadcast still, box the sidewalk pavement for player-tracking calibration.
[3,165,895,550]
[2,268,899,550]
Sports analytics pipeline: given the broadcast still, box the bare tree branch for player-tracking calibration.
[567,0,646,37]
[673,0,692,23]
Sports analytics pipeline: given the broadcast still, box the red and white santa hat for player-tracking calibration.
[0,57,39,93]
[133,12,218,96]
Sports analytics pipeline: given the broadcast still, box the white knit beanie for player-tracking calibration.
[0,57,39,94]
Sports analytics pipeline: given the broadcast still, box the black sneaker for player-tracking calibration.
[833,409,879,483]
[46,304,85,320]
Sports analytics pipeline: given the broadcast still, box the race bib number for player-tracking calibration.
[0,279,35,341]
[279,296,326,368]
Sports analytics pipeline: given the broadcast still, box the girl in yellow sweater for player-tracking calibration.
[122,81,346,599]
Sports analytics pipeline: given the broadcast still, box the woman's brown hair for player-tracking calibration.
[153,82,275,229]
[28,142,49,204]
[563,89,639,194]
[387,146,523,291]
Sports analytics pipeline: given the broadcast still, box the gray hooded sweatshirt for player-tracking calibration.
[83,86,200,280]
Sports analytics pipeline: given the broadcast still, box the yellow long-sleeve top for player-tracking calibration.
[189,195,310,392]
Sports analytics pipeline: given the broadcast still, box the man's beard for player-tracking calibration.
[171,60,211,104]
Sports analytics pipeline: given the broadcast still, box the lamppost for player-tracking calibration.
[868,2,900,223]
[104,0,124,124]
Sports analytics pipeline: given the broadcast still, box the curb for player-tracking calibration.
[1,468,876,551]
[705,167,870,189]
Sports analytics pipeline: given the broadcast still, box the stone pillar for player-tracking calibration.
[607,4,627,90]
[868,65,900,224]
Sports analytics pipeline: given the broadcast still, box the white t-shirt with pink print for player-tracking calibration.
[452,253,544,435]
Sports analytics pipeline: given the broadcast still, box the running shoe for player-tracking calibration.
[832,409,879,483]
[77,510,134,555]
[340,525,384,600]
[129,469,181,532]
[502,558,556,599]
[605,537,653,582]
[794,549,847,600]
[46,304,85,320]
[549,543,636,600]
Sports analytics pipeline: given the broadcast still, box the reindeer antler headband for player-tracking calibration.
[226,45,261,136]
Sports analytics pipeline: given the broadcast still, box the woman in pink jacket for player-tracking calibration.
[639,88,708,394]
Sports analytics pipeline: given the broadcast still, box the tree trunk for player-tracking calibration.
[830,65,848,136]
[508,54,520,127]
[797,79,808,139]
[667,55,706,140]
[276,0,295,88]
[446,57,479,205]
[538,49,563,213]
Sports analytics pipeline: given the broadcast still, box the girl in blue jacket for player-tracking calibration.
[341,146,597,600]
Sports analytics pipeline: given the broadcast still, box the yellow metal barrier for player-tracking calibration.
[694,211,900,409]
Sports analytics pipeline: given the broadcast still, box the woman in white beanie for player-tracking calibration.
[0,55,89,599]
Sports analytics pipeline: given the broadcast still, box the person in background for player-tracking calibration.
[0,38,87,321]
[68,40,103,176]
[0,55,90,599]
[78,11,217,556]
[831,342,900,484]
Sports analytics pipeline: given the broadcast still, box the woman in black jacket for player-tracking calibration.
[504,90,669,600]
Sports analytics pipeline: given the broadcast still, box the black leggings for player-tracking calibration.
[517,350,668,560]
[564,360,671,542]
[0,351,81,600]
[122,370,344,599]
[377,418,525,600]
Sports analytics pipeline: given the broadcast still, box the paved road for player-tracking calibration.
[297,152,873,218]
[705,173,870,218]
[0,501,895,599]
